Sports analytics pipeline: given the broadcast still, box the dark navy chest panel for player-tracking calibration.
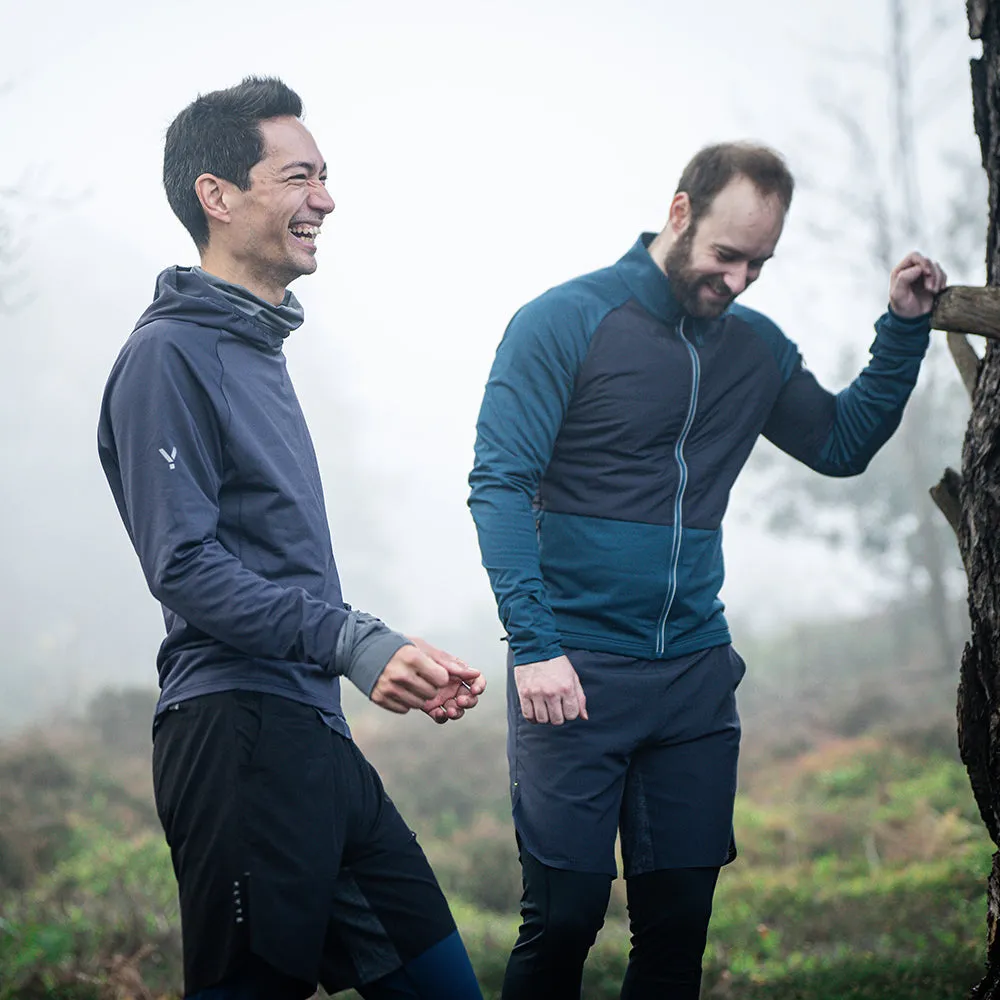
[539,302,784,528]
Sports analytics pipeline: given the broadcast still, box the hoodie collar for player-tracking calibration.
[193,267,305,343]
[134,267,303,354]
[615,232,687,326]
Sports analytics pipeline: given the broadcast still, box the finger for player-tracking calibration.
[562,692,580,722]
[455,690,479,709]
[460,675,487,697]
[532,696,549,725]
[896,262,925,284]
[434,695,461,718]
[574,673,588,721]
[427,647,468,670]
[391,672,440,702]
[427,705,449,724]
[547,695,565,726]
[520,693,536,722]
[411,652,451,687]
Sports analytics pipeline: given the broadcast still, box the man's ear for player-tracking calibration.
[667,192,692,237]
[194,173,234,227]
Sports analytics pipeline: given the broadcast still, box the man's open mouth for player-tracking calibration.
[289,224,321,245]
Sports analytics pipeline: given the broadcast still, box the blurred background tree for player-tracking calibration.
[746,0,982,671]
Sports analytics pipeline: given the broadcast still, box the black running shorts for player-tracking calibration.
[152,690,457,996]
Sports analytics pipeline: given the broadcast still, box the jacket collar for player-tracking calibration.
[615,232,687,326]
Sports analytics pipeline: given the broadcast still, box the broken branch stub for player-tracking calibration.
[931,286,1000,340]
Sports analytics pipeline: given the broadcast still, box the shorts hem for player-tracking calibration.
[513,825,618,878]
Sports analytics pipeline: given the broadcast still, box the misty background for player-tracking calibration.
[0,0,982,730]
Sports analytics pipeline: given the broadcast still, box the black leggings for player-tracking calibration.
[501,849,719,1000]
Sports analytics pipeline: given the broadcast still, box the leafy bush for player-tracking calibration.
[0,819,180,1000]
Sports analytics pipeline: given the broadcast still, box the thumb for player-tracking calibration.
[444,662,482,682]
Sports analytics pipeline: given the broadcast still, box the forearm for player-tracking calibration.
[815,309,930,475]
[468,482,564,665]
[764,309,931,477]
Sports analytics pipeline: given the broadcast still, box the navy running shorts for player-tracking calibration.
[152,690,458,996]
[506,644,744,877]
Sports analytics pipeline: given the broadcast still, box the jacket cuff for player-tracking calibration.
[333,610,413,697]
[871,309,931,357]
[510,642,565,667]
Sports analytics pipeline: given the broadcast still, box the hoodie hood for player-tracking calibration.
[133,267,304,353]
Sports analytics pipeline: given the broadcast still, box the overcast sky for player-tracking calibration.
[0,0,982,724]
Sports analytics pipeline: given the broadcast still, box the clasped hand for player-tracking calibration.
[888,252,948,318]
[370,637,486,724]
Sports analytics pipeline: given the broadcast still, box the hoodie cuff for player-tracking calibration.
[332,610,413,697]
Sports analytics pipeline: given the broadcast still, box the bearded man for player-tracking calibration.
[468,141,946,999]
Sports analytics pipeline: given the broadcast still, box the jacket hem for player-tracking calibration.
[556,625,732,660]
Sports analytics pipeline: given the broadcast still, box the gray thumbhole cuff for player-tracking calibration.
[333,609,413,697]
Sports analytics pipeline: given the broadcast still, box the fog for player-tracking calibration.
[0,0,979,729]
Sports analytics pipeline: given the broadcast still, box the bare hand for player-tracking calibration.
[370,643,450,715]
[888,252,947,319]
[409,636,487,724]
[514,654,588,725]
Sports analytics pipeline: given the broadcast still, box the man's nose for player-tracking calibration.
[309,182,335,215]
[723,263,748,295]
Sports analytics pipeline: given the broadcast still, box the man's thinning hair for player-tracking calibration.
[164,76,303,250]
[675,142,794,225]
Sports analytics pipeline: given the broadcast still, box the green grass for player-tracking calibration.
[0,722,993,999]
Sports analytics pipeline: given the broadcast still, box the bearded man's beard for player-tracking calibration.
[662,227,734,319]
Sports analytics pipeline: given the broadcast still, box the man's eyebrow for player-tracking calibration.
[280,160,327,175]
[714,243,774,263]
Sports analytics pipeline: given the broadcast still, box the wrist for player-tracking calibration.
[887,302,932,323]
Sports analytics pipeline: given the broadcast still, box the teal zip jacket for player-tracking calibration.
[468,235,931,665]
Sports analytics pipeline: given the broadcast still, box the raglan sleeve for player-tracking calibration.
[99,331,404,695]
[468,295,589,666]
[760,308,931,477]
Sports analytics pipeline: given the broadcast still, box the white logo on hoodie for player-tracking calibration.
[159,447,177,470]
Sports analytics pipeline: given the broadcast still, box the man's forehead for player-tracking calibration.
[259,117,324,169]
[705,177,782,221]
[699,180,783,245]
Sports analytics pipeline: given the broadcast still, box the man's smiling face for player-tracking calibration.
[664,175,784,318]
[226,115,335,293]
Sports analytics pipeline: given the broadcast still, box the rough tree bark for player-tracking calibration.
[959,2,1000,995]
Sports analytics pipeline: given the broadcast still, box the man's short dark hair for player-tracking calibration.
[675,142,794,225]
[164,76,303,250]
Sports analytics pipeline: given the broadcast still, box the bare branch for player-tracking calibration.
[947,331,982,397]
[929,467,963,540]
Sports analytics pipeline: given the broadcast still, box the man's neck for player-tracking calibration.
[198,251,287,306]
[646,229,672,276]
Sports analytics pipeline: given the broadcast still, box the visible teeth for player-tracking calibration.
[290,225,319,239]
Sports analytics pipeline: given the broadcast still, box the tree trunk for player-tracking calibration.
[960,3,1000,995]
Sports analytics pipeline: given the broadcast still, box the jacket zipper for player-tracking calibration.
[655,318,700,656]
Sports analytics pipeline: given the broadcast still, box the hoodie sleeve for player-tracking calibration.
[758,309,931,477]
[98,330,407,694]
